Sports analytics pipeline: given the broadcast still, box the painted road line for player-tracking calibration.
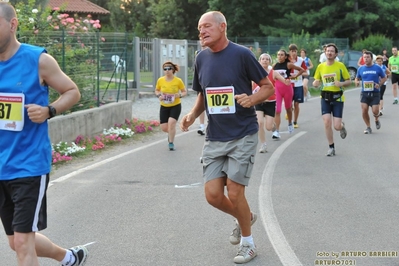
[259,131,306,266]
[174,182,202,188]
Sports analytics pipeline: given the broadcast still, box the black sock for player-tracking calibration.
[329,143,335,149]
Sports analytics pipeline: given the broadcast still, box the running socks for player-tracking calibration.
[61,250,76,266]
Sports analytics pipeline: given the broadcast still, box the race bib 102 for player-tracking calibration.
[205,86,236,114]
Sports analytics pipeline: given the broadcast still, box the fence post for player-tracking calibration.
[134,36,140,91]
[96,31,100,107]
[153,38,160,91]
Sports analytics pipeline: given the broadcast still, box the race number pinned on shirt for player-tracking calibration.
[392,65,399,72]
[205,86,235,114]
[0,93,25,131]
[363,81,374,91]
[322,73,337,87]
[162,93,175,104]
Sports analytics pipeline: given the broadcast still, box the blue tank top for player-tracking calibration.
[304,57,310,67]
[0,44,51,180]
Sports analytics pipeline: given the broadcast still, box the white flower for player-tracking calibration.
[63,142,86,156]
[29,17,34,23]
[32,9,38,14]
[103,127,134,137]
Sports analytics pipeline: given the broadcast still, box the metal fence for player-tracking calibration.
[17,31,348,109]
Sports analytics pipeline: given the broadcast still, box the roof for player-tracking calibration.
[48,0,110,15]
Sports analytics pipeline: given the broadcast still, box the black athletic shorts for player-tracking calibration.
[0,175,49,235]
[391,73,399,84]
[159,104,182,124]
[255,101,276,117]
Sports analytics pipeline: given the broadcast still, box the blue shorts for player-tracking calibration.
[293,86,304,103]
[360,92,380,106]
[321,99,344,118]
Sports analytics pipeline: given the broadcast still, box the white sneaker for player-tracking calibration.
[259,143,267,153]
[197,125,205,135]
[288,124,294,134]
[272,131,280,140]
[233,242,257,264]
[63,245,88,266]
[326,147,335,157]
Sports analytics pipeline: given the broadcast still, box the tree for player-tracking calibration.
[148,0,207,39]
[107,0,152,34]
[208,0,272,37]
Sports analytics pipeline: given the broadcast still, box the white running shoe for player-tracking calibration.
[63,245,88,266]
[197,125,205,135]
[326,147,335,157]
[272,131,280,140]
[288,124,294,134]
[259,143,267,153]
[233,242,257,264]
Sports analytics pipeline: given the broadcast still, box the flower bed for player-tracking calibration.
[51,118,160,164]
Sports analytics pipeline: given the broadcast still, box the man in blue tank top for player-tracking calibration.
[355,51,387,134]
[0,3,87,266]
[180,11,274,264]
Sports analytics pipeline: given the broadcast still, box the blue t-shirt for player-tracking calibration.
[356,64,386,93]
[193,41,268,141]
[0,44,51,180]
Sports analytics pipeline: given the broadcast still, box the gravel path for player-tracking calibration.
[132,91,198,121]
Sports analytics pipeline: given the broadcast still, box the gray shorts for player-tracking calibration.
[202,133,258,186]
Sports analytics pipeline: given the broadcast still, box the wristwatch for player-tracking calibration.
[48,105,57,119]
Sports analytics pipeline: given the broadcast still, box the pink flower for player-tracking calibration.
[53,25,59,30]
[53,7,60,11]
[101,37,105,42]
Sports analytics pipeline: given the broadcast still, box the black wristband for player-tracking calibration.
[48,105,56,119]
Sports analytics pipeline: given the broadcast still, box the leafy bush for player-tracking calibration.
[287,30,321,76]
[351,34,392,55]
[15,0,104,112]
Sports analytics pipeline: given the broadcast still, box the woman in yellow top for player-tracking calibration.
[155,61,187,150]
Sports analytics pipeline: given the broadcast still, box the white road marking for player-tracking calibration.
[174,182,202,188]
[259,131,306,266]
[83,241,96,247]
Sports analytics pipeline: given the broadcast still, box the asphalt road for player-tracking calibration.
[1,84,399,266]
